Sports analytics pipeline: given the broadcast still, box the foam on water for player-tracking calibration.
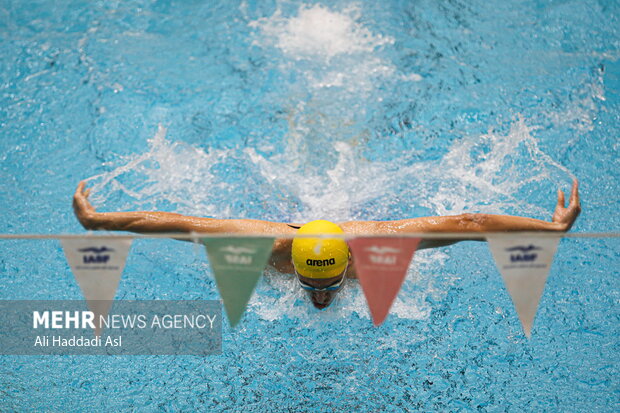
[413,117,576,217]
[86,125,234,217]
[247,116,574,221]
[250,4,391,61]
[246,141,391,221]
[248,2,420,184]
[249,4,398,92]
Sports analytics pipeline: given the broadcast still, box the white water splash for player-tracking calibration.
[249,4,415,94]
[250,4,393,61]
[414,117,576,216]
[245,116,575,221]
[245,141,391,221]
[85,125,232,217]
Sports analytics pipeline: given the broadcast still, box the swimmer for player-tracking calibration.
[73,180,581,309]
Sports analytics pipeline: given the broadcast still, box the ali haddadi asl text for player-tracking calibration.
[34,335,122,347]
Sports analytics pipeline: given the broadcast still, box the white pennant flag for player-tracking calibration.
[487,236,560,338]
[61,238,132,334]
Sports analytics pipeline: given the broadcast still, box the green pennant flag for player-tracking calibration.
[201,237,274,327]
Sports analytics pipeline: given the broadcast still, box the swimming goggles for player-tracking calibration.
[295,265,348,292]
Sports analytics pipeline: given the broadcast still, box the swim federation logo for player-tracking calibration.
[219,245,256,266]
[505,245,541,263]
[76,246,118,270]
[365,246,401,265]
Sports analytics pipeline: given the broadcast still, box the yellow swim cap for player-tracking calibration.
[292,220,349,279]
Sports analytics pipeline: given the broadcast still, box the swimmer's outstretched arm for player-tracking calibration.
[72,181,296,236]
[75,179,580,253]
[73,181,297,271]
[339,180,581,250]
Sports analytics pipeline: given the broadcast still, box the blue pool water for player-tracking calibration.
[1,0,619,411]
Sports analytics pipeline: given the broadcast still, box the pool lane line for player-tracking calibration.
[0,232,617,240]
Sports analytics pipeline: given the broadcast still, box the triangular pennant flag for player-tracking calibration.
[202,237,274,327]
[61,238,132,335]
[349,237,421,326]
[487,235,560,338]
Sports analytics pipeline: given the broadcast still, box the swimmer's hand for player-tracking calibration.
[73,181,96,229]
[551,179,581,231]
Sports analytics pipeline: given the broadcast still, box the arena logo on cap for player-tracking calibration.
[219,246,256,265]
[506,245,541,263]
[365,246,401,265]
[306,258,336,267]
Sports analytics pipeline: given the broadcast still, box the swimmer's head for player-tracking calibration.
[292,220,349,278]
[292,220,350,309]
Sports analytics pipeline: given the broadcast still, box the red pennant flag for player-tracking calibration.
[349,237,421,326]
